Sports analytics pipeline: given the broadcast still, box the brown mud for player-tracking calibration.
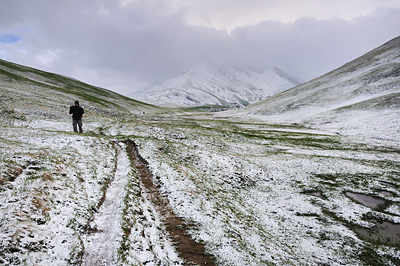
[125,140,216,266]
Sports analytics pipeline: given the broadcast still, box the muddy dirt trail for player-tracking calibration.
[126,140,216,266]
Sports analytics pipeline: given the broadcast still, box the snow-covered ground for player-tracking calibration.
[0,118,184,265]
[2,112,399,265]
[99,114,400,265]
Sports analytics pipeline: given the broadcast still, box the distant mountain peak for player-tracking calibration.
[129,64,302,108]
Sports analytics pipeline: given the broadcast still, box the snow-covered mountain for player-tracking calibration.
[130,64,302,108]
[233,35,400,139]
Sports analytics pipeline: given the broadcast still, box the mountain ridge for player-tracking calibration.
[228,35,400,139]
[245,36,400,114]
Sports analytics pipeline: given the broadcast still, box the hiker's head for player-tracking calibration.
[75,101,79,107]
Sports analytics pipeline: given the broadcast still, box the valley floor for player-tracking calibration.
[1,113,400,265]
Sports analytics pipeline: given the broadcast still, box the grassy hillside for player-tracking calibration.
[0,59,159,121]
[244,36,400,116]
[224,36,400,140]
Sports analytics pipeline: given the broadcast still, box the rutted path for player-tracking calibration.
[125,140,216,266]
[82,142,130,265]
[80,139,215,265]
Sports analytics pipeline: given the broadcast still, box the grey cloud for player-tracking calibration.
[1,0,400,95]
[226,9,400,80]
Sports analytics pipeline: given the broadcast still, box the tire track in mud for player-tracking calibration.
[125,139,216,266]
[81,142,130,266]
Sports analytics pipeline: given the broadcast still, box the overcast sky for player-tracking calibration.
[1,0,400,95]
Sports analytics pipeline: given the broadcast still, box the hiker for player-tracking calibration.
[69,100,84,133]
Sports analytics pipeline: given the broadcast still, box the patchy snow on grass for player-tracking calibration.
[0,118,183,265]
[119,115,400,265]
[1,108,400,265]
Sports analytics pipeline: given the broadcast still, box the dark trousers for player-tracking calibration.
[73,119,83,133]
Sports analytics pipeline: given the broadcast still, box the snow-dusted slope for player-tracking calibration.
[130,64,302,108]
[235,36,400,138]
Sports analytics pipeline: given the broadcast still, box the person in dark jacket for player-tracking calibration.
[69,100,84,133]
